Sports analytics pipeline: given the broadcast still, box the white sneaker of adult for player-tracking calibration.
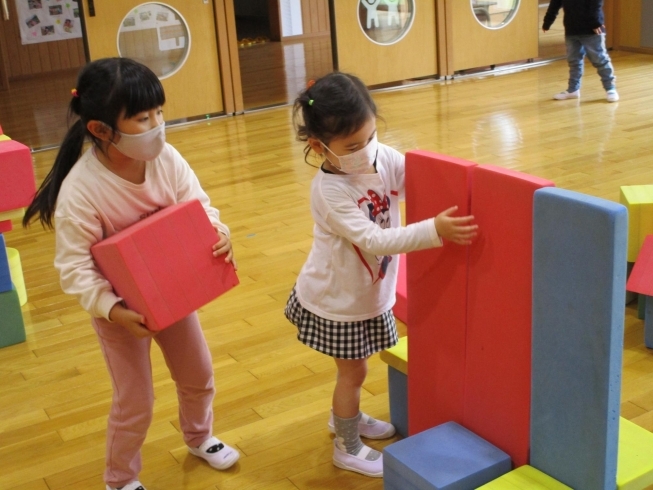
[188,436,239,470]
[332,441,383,478]
[606,89,620,102]
[328,411,396,439]
[553,90,580,100]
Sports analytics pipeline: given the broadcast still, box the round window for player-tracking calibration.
[117,3,190,79]
[358,0,416,46]
[471,0,519,29]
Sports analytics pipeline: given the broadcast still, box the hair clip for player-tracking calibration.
[308,99,314,106]
[71,88,79,98]
[307,79,316,89]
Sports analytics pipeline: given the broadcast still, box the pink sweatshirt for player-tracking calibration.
[54,144,228,320]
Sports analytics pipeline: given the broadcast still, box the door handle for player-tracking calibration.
[87,0,95,17]
[2,0,9,21]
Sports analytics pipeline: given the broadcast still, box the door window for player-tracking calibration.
[117,3,190,79]
[357,0,415,46]
[471,0,519,29]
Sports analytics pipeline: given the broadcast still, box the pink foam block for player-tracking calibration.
[405,150,476,435]
[626,235,653,296]
[91,200,239,331]
[393,254,407,323]
[464,165,554,467]
[0,140,36,213]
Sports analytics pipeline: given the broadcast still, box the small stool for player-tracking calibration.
[384,421,511,490]
[617,418,653,489]
[380,336,408,437]
[477,465,572,489]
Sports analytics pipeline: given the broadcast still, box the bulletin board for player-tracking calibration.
[15,0,82,45]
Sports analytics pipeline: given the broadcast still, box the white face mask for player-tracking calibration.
[323,135,378,175]
[112,122,166,161]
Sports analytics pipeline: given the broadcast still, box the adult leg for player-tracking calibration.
[582,33,616,91]
[565,36,585,93]
[93,317,154,489]
[155,312,214,448]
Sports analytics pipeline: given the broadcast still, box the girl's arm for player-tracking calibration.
[55,215,123,320]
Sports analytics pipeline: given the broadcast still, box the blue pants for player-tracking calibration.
[565,34,616,92]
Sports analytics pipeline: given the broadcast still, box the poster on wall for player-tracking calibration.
[15,0,82,45]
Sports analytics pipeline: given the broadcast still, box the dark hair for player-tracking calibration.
[23,57,165,229]
[293,72,377,160]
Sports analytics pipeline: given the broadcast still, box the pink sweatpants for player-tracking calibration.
[92,312,214,488]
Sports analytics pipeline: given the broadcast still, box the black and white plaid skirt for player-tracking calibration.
[284,288,398,359]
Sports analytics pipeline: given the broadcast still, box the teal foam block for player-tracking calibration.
[383,422,511,490]
[388,366,408,438]
[531,188,627,490]
[0,286,26,348]
[0,233,12,293]
[645,296,653,348]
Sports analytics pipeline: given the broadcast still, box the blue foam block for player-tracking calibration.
[0,234,12,293]
[384,422,512,490]
[388,366,408,438]
[531,188,627,490]
[0,286,26,348]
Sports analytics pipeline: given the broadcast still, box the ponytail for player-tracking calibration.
[23,118,85,229]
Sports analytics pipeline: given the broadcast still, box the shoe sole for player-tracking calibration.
[333,458,383,478]
[327,424,396,440]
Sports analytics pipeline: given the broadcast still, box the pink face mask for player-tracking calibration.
[323,135,378,174]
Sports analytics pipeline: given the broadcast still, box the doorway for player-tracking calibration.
[234,0,334,110]
[0,0,86,150]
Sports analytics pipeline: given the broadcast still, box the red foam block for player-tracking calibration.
[393,254,407,323]
[91,200,239,331]
[0,220,12,233]
[464,165,554,467]
[406,151,476,435]
[0,140,36,213]
[626,235,653,296]
[0,124,3,135]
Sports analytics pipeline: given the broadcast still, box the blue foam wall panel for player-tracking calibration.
[531,188,627,490]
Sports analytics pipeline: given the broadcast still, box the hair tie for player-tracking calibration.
[71,88,79,98]
[308,99,314,106]
[307,79,316,89]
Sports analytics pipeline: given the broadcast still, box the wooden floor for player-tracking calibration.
[2,52,653,490]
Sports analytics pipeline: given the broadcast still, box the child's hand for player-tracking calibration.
[109,303,153,339]
[434,206,478,245]
[213,232,238,270]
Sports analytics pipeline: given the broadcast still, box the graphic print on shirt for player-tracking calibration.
[355,189,392,284]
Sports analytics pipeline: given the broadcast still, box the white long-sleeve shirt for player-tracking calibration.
[295,143,441,322]
[54,144,229,321]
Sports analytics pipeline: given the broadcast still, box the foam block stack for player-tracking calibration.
[531,188,627,490]
[405,151,476,434]
[464,165,554,467]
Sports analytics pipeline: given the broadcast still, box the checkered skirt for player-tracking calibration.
[284,288,398,359]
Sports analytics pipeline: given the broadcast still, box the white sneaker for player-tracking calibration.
[106,482,146,490]
[328,411,396,439]
[606,89,619,102]
[188,436,239,470]
[332,441,383,478]
[553,90,580,100]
